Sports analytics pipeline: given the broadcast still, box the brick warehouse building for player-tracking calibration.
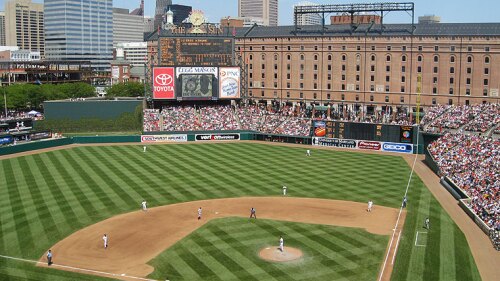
[147,22,500,108]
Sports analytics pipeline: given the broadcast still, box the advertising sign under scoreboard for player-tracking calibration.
[219,67,240,99]
[153,67,175,99]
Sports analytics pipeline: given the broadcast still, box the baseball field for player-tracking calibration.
[0,142,481,280]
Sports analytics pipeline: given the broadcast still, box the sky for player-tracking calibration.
[1,0,499,25]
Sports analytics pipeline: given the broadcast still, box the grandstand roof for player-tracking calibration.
[147,23,500,41]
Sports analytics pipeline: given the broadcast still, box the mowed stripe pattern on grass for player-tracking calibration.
[0,143,481,281]
[148,217,389,281]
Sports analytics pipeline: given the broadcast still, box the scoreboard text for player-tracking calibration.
[159,37,234,66]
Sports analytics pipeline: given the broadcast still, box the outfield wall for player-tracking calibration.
[0,131,421,156]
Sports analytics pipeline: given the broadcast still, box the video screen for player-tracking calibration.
[180,74,213,98]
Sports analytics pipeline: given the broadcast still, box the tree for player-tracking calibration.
[1,82,98,111]
[106,82,145,98]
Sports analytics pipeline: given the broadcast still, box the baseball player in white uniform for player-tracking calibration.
[103,234,108,249]
[424,217,430,229]
[367,200,373,212]
[143,146,147,152]
[306,149,311,156]
[282,185,287,196]
[141,200,147,211]
[198,207,202,220]
[279,236,284,252]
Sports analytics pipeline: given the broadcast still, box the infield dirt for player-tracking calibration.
[39,197,401,280]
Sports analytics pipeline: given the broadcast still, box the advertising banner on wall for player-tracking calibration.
[219,67,240,99]
[141,134,187,143]
[312,121,327,137]
[382,142,413,153]
[358,140,382,151]
[29,131,52,141]
[0,136,13,145]
[312,137,413,154]
[153,67,176,99]
[400,125,414,143]
[312,137,357,148]
[195,133,240,141]
[176,67,218,100]
[176,67,218,78]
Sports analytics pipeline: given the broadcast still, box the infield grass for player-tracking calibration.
[0,143,481,280]
[148,217,389,281]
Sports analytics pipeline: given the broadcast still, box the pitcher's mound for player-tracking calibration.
[259,246,303,262]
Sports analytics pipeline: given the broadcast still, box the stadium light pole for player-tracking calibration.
[1,79,6,118]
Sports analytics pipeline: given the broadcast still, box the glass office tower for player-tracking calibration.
[44,0,113,72]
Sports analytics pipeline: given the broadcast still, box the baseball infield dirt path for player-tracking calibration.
[39,197,400,281]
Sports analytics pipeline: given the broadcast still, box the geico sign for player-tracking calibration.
[383,143,412,152]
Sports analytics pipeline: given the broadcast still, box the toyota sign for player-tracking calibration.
[153,67,175,99]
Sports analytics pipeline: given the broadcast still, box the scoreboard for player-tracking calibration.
[159,37,234,66]
[313,121,415,143]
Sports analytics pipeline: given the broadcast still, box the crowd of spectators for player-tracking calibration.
[144,102,499,136]
[428,133,499,231]
[463,103,500,133]
[161,106,200,132]
[199,105,239,131]
[235,104,265,131]
[420,105,450,129]
[0,110,43,122]
[143,109,161,132]
[423,103,499,134]
[426,105,475,130]
[145,104,312,136]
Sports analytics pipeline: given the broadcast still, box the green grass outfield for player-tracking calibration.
[0,143,481,280]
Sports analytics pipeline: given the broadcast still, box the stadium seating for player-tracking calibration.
[428,133,499,229]
[143,109,161,132]
[145,103,499,137]
[422,103,500,134]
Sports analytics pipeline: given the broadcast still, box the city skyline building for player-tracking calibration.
[0,11,5,46]
[293,1,322,26]
[115,41,147,67]
[44,0,113,72]
[166,4,192,26]
[144,16,154,34]
[4,0,44,56]
[154,0,171,31]
[113,7,144,46]
[130,0,144,16]
[238,0,278,26]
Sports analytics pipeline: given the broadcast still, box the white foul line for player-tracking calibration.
[0,254,157,281]
[377,126,420,281]
[414,231,419,246]
[391,231,402,265]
